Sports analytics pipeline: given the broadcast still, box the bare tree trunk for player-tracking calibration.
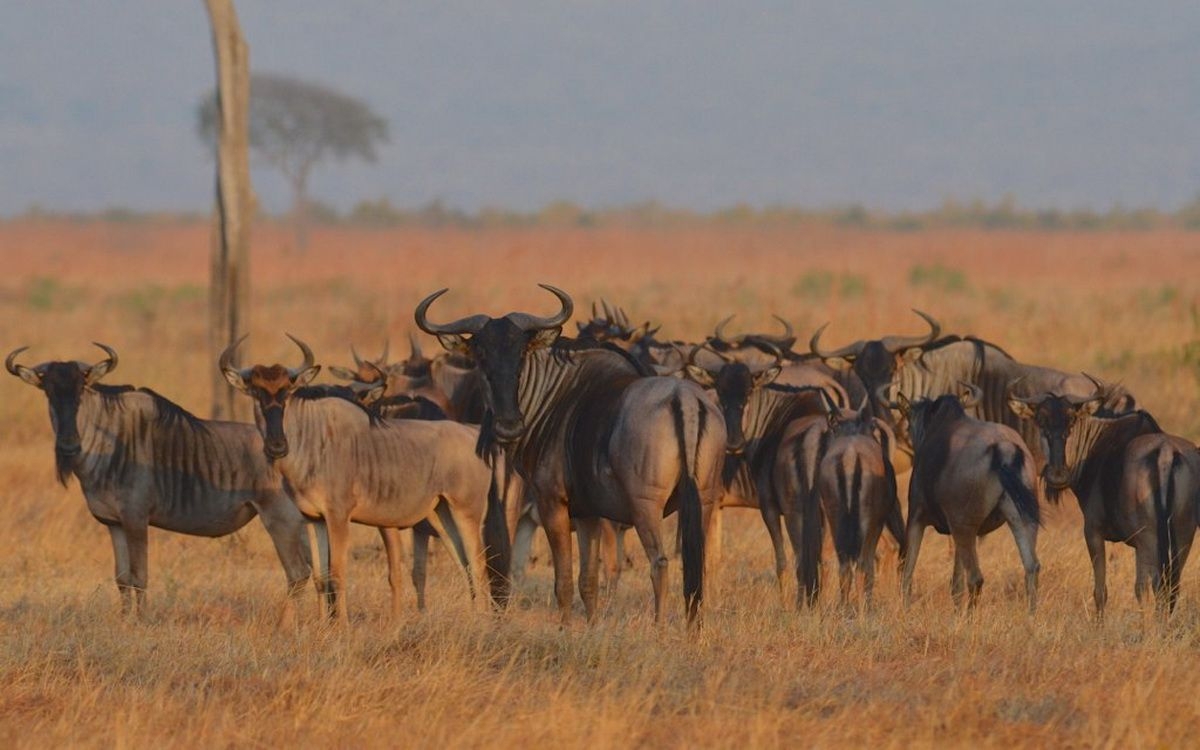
[204,0,253,420]
[290,172,309,254]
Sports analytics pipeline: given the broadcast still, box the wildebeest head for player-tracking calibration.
[7,343,119,483]
[707,314,797,361]
[415,284,572,444]
[1008,388,1101,495]
[810,310,940,406]
[684,344,781,454]
[892,382,979,451]
[220,334,326,460]
[330,334,433,394]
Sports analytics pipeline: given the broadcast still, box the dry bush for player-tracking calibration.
[1,220,1199,746]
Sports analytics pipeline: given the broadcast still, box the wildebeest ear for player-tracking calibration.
[14,365,42,388]
[85,360,115,385]
[436,333,472,356]
[1008,398,1035,420]
[358,381,386,405]
[292,365,321,388]
[328,365,358,381]
[684,365,715,387]
[753,365,781,387]
[1080,398,1102,417]
[222,367,251,393]
[895,392,911,415]
[900,347,923,364]
[529,326,562,350]
[823,356,853,371]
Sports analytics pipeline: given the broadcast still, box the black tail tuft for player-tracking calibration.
[992,446,1039,526]
[671,395,705,624]
[833,459,863,563]
[483,470,512,609]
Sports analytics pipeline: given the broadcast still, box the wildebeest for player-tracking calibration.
[1009,388,1200,615]
[895,385,1041,612]
[683,343,829,587]
[220,335,508,624]
[329,336,456,419]
[7,344,313,621]
[416,284,725,626]
[813,396,905,607]
[891,336,1136,466]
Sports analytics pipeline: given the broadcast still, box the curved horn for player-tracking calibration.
[880,309,941,353]
[88,341,118,373]
[407,333,423,361]
[414,288,491,336]
[616,306,630,329]
[507,284,574,331]
[772,312,792,338]
[1081,372,1107,394]
[810,322,866,360]
[591,300,598,320]
[350,344,364,368]
[5,346,29,377]
[219,335,251,380]
[285,333,316,377]
[713,315,745,345]
[361,358,387,385]
[377,340,390,365]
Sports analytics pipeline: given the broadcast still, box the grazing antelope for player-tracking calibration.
[896,385,1041,612]
[416,284,725,627]
[221,336,509,624]
[7,344,312,621]
[1010,387,1199,616]
[813,396,905,607]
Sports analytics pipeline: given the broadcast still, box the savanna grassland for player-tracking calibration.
[2,219,1200,748]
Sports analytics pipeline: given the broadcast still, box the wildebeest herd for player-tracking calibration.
[9,284,1198,628]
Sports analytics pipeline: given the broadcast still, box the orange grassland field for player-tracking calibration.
[1,219,1199,747]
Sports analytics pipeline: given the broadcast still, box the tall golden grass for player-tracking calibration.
[2,220,1199,746]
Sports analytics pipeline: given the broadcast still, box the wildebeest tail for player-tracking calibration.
[671,393,705,623]
[483,467,513,608]
[834,456,863,563]
[991,445,1039,526]
[1147,448,1181,609]
[795,439,823,607]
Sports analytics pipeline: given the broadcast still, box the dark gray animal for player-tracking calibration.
[416,284,725,627]
[1010,389,1199,615]
[897,385,1041,612]
[7,344,312,622]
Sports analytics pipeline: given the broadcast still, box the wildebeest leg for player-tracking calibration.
[999,500,1040,614]
[706,505,724,574]
[860,522,884,610]
[310,520,334,618]
[630,505,670,624]
[510,510,539,586]
[576,516,604,621]
[106,525,134,615]
[324,515,353,625]
[124,521,149,618]
[1168,524,1194,614]
[538,494,575,626]
[953,532,984,610]
[759,500,788,594]
[429,500,489,611]
[412,526,430,611]
[253,493,313,628]
[900,517,926,607]
[598,519,620,596]
[1133,532,1157,612]
[1084,522,1107,619]
[379,527,406,619]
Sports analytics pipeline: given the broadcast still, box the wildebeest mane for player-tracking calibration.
[293,385,385,426]
[135,387,210,434]
[552,336,656,377]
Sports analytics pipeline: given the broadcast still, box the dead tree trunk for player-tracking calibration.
[204,0,253,420]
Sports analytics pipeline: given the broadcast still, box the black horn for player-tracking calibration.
[880,309,941,353]
[507,284,574,331]
[286,334,316,377]
[219,334,251,381]
[5,346,29,377]
[810,322,866,360]
[414,288,491,336]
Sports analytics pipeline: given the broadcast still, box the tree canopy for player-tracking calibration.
[197,73,389,219]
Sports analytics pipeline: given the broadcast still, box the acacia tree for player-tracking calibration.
[198,73,388,250]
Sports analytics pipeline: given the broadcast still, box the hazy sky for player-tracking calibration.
[2,2,1198,215]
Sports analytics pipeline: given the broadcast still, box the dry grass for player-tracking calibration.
[2,220,1199,747]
